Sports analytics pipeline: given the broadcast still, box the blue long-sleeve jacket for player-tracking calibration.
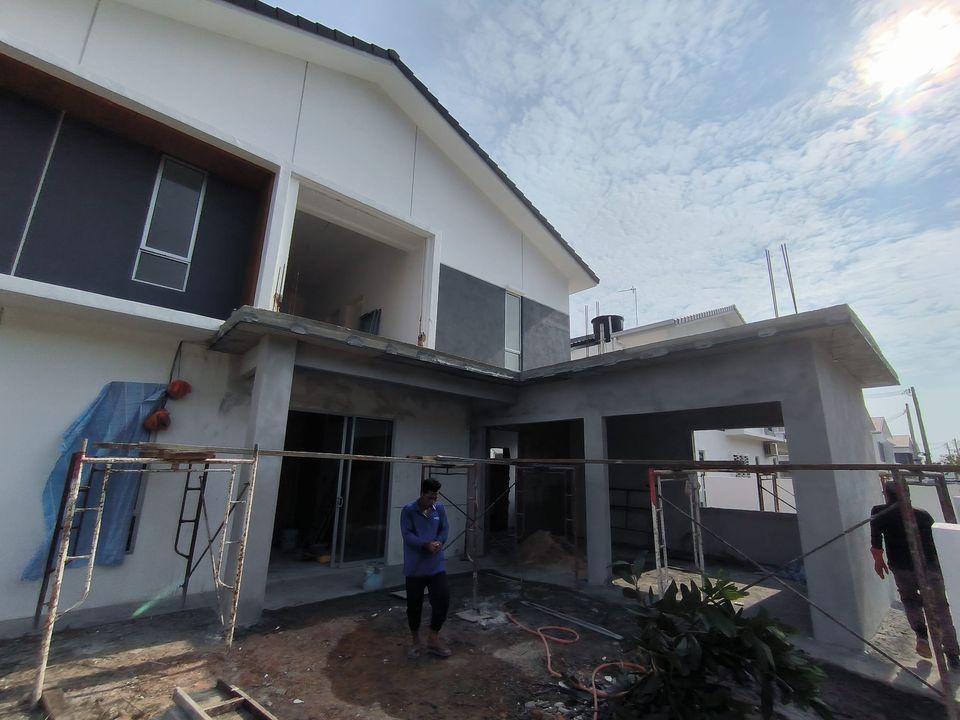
[400,500,449,577]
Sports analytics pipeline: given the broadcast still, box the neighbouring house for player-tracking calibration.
[871,416,896,464]
[571,305,745,360]
[892,434,918,464]
[0,0,903,652]
[693,427,795,514]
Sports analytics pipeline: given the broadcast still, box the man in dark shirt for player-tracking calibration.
[871,481,959,665]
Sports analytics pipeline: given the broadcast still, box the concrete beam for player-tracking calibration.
[296,344,515,403]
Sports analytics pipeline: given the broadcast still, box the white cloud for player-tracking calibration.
[279,0,960,445]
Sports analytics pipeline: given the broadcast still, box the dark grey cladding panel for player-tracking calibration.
[14,116,259,319]
[0,91,60,273]
[522,297,570,370]
[435,264,505,367]
[15,116,159,289]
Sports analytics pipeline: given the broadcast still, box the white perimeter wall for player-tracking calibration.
[0,0,574,315]
[0,307,248,629]
[694,431,796,513]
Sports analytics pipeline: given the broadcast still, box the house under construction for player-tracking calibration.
[0,0,907,664]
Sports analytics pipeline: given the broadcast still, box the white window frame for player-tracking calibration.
[132,156,207,292]
[505,290,522,371]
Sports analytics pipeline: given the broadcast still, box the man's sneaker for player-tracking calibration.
[427,641,452,658]
[916,639,933,658]
[407,642,422,659]
[947,652,960,669]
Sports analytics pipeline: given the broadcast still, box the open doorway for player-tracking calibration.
[606,402,799,569]
[271,411,392,573]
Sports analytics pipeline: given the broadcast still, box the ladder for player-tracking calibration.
[647,468,670,596]
[647,469,707,597]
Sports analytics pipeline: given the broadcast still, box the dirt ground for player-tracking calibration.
[0,572,948,720]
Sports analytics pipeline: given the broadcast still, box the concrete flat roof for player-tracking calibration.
[212,304,898,391]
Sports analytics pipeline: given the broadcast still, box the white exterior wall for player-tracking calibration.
[694,430,796,513]
[0,307,247,629]
[933,524,960,643]
[295,64,417,215]
[0,0,578,318]
[0,0,98,66]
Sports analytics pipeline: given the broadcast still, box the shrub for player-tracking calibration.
[612,564,831,720]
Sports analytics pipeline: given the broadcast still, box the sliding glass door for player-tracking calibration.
[279,412,392,567]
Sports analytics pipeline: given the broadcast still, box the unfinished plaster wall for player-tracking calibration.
[0,306,247,636]
[801,343,889,648]
[476,337,882,648]
[287,370,472,568]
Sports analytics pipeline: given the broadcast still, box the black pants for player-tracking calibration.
[405,572,450,633]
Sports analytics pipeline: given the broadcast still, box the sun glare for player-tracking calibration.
[860,5,960,95]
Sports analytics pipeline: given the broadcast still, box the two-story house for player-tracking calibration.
[0,0,907,652]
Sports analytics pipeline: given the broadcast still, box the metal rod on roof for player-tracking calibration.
[765,249,779,318]
[781,243,798,314]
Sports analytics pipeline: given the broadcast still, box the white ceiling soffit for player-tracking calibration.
[116,0,599,293]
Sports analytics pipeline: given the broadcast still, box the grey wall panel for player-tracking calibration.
[16,117,158,290]
[0,91,60,274]
[522,298,569,369]
[15,117,258,319]
[183,176,259,318]
[435,264,505,366]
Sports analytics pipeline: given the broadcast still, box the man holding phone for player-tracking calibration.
[400,478,452,658]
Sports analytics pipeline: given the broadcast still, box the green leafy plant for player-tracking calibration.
[611,563,831,720]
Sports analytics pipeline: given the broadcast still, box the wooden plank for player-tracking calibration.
[215,680,281,720]
[203,697,245,716]
[172,688,212,720]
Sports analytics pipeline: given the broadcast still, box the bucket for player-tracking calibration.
[362,565,383,591]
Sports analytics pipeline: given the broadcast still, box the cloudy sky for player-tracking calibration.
[278,0,960,457]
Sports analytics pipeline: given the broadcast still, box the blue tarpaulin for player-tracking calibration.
[21,382,167,581]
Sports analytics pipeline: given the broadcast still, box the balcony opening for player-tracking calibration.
[280,186,435,347]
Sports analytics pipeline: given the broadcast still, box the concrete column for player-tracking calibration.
[582,414,612,585]
[233,335,296,626]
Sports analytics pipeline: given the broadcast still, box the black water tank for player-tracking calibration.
[591,314,624,342]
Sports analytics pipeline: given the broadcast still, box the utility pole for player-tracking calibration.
[905,403,919,461]
[910,386,932,464]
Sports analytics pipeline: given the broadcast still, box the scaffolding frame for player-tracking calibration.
[26,441,960,718]
[647,461,960,720]
[30,443,259,708]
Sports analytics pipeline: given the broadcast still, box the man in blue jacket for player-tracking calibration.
[400,477,452,658]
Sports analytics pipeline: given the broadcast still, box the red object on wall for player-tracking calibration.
[167,379,192,400]
[144,408,171,432]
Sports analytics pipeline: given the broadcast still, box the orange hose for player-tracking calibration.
[507,613,646,720]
